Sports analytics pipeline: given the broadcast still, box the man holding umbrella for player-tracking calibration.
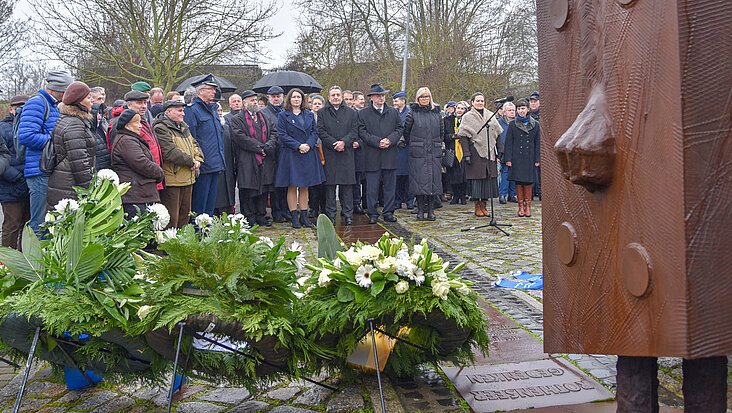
[184,73,225,216]
[260,86,289,223]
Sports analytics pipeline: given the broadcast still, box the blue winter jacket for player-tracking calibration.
[18,90,61,177]
[0,114,30,202]
[183,97,225,174]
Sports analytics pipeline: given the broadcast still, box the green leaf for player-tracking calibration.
[386,273,399,282]
[317,214,342,259]
[0,247,42,281]
[122,284,144,296]
[337,285,355,302]
[21,225,43,270]
[66,213,86,278]
[370,280,386,297]
[74,244,104,282]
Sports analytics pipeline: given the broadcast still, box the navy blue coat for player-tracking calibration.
[184,97,225,174]
[275,110,325,188]
[396,105,410,176]
[357,105,404,172]
[0,114,30,202]
[18,90,61,177]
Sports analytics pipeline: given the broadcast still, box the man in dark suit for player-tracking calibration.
[357,83,404,224]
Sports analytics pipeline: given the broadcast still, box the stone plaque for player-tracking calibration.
[471,300,546,364]
[442,359,613,412]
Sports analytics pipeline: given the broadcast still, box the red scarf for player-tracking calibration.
[244,111,267,164]
[140,120,164,190]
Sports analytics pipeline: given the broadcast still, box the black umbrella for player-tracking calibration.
[252,71,323,94]
[175,74,238,94]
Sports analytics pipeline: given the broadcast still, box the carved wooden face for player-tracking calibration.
[539,0,689,356]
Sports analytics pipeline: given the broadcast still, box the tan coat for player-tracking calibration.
[152,115,204,187]
[457,107,503,180]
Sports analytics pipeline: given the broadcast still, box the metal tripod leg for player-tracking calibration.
[368,319,387,413]
[167,322,186,413]
[14,326,40,413]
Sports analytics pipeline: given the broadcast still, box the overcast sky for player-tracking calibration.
[13,0,300,70]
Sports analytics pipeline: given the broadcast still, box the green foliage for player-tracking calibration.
[297,234,490,377]
[316,214,341,259]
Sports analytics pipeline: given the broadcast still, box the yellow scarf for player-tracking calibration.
[454,118,463,162]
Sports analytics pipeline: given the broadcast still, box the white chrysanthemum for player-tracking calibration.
[290,241,307,271]
[355,264,375,288]
[318,269,332,287]
[456,284,472,296]
[54,198,79,214]
[395,259,415,278]
[432,268,448,282]
[432,281,451,300]
[396,249,410,261]
[136,305,153,319]
[343,248,363,268]
[410,252,423,265]
[359,245,381,261]
[147,203,170,230]
[395,280,409,294]
[162,228,178,241]
[258,236,275,248]
[375,256,396,274]
[44,212,55,222]
[195,213,213,227]
[96,169,120,185]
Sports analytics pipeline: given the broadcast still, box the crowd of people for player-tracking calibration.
[0,70,541,248]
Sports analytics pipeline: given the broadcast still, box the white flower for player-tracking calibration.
[136,305,153,319]
[116,182,131,193]
[432,268,448,282]
[375,256,396,273]
[414,272,425,286]
[396,250,410,261]
[456,284,472,296]
[343,248,363,268]
[355,264,375,288]
[54,198,79,214]
[359,245,381,261]
[318,269,332,287]
[395,280,409,294]
[432,281,451,300]
[333,258,344,269]
[147,203,170,230]
[290,241,307,271]
[44,212,55,222]
[96,169,120,185]
[410,252,423,265]
[162,228,178,241]
[195,213,213,227]
[395,259,415,278]
[133,271,145,280]
[257,236,275,248]
[431,252,440,263]
[223,222,231,227]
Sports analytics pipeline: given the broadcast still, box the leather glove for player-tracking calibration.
[464,156,471,165]
[397,137,407,148]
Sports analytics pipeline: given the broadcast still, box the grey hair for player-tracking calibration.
[328,85,342,94]
[89,87,105,96]
[502,101,515,111]
[183,86,197,105]
[311,95,325,104]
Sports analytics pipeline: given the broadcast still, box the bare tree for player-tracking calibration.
[29,0,279,91]
[0,58,48,97]
[0,0,24,71]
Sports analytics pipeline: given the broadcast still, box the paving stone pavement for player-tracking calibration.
[0,201,727,412]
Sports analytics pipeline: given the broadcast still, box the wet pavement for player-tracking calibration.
[0,199,728,412]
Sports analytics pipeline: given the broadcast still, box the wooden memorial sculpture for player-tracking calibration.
[537,0,731,411]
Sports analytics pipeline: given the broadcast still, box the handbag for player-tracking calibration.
[39,138,61,174]
[441,148,456,168]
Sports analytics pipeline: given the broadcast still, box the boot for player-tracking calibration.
[524,186,532,217]
[426,198,436,221]
[291,210,301,228]
[299,209,314,228]
[416,196,426,221]
[480,200,490,217]
[475,201,485,217]
[517,186,525,217]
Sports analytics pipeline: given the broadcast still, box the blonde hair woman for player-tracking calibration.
[402,87,445,221]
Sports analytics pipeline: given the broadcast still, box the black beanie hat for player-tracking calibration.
[116,109,140,130]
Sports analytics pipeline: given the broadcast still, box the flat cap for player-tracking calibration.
[240,90,257,100]
[131,81,152,92]
[124,90,149,101]
[9,94,30,106]
[266,86,284,95]
[529,91,539,100]
[163,100,186,110]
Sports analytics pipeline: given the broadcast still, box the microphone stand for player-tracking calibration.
[460,102,512,236]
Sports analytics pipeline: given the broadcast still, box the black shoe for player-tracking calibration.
[459,197,466,205]
[290,210,301,229]
[405,202,414,209]
[383,214,397,222]
[508,195,518,203]
[354,205,366,215]
[368,216,378,224]
[433,198,443,209]
[284,211,292,220]
[257,218,272,227]
[410,206,419,214]
[299,209,314,228]
[499,196,507,204]
[394,204,402,210]
[345,217,353,225]
[309,209,317,219]
[272,215,287,223]
[450,197,459,205]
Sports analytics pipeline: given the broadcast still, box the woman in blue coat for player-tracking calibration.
[275,88,325,228]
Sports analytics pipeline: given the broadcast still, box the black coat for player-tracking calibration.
[504,118,540,183]
[47,104,97,208]
[317,102,358,185]
[91,104,111,171]
[0,114,29,203]
[403,104,444,196]
[216,120,237,208]
[357,105,403,172]
[230,110,278,193]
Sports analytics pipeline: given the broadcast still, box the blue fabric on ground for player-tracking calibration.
[173,373,187,392]
[493,271,543,290]
[64,367,103,390]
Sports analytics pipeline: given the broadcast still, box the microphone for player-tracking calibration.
[494,95,514,104]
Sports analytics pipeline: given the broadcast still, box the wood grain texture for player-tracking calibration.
[539,0,732,357]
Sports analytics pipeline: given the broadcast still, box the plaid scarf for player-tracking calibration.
[244,111,267,163]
